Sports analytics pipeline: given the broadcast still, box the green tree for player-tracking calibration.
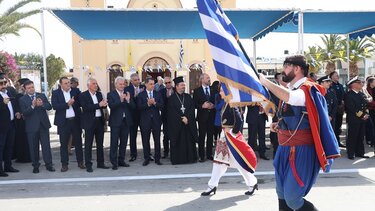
[46,54,65,90]
[319,34,344,74]
[14,53,65,90]
[0,0,41,40]
[339,38,374,77]
[304,46,323,73]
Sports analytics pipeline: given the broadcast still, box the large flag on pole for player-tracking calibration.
[197,0,275,113]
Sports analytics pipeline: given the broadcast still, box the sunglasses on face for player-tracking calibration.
[165,82,171,84]
[0,81,7,85]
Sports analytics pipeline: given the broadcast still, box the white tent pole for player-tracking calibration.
[253,39,257,70]
[298,11,304,54]
[79,39,84,90]
[41,9,48,95]
[346,35,350,79]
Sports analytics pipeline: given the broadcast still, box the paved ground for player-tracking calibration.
[0,114,374,210]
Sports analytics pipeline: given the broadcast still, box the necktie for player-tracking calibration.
[31,95,35,101]
[149,91,153,98]
[205,87,210,100]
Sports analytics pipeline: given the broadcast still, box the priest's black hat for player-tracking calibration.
[173,76,184,85]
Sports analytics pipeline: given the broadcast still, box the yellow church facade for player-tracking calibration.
[70,0,236,94]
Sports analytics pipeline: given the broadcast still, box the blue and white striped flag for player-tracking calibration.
[179,41,184,69]
[197,0,275,113]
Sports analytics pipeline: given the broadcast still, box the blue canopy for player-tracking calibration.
[49,8,294,41]
[274,11,375,39]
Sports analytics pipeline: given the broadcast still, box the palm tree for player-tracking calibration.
[339,38,374,77]
[0,0,41,40]
[304,46,323,73]
[319,34,344,74]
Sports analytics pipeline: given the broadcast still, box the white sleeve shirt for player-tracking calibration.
[90,92,102,117]
[0,90,14,121]
[286,77,306,107]
[62,89,75,118]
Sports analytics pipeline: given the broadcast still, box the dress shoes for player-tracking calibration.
[357,155,370,159]
[0,171,9,177]
[198,158,206,163]
[201,186,217,196]
[155,161,163,165]
[245,184,258,195]
[78,162,86,169]
[162,154,168,159]
[5,166,19,173]
[46,166,56,172]
[61,165,69,172]
[118,162,130,167]
[207,156,214,161]
[129,156,137,162]
[112,166,118,170]
[142,160,150,166]
[259,154,270,160]
[33,167,39,174]
[97,164,110,169]
[86,166,93,173]
[348,156,355,160]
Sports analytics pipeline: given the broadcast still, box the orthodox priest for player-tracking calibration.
[167,77,198,165]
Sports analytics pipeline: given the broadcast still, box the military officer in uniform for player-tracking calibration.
[345,76,370,160]
[317,75,338,129]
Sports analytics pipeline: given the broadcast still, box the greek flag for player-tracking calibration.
[197,0,274,113]
[179,41,184,69]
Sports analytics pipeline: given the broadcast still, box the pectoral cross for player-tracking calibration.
[181,105,185,114]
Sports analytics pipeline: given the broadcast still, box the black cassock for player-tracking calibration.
[167,92,198,165]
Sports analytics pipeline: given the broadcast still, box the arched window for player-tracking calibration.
[142,57,171,81]
[189,63,203,94]
[108,64,123,92]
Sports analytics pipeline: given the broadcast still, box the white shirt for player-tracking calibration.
[0,90,14,121]
[116,89,125,117]
[148,90,153,98]
[62,89,75,118]
[202,85,210,96]
[90,91,102,117]
[286,77,306,106]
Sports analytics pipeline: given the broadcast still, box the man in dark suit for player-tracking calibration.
[0,76,19,177]
[159,76,174,158]
[137,77,164,166]
[124,73,145,162]
[193,73,215,162]
[79,78,109,172]
[107,76,135,170]
[19,80,55,173]
[345,76,370,160]
[246,105,269,160]
[51,77,84,172]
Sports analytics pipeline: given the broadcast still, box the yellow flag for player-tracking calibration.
[316,53,321,59]
[339,50,344,57]
[127,43,133,67]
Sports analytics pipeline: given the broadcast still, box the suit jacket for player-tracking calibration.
[19,92,52,133]
[51,87,81,127]
[79,90,106,130]
[137,90,164,126]
[193,86,215,122]
[107,90,135,127]
[0,91,17,133]
[159,87,174,122]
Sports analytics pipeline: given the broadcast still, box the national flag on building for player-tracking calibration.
[197,0,275,113]
[179,41,184,69]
